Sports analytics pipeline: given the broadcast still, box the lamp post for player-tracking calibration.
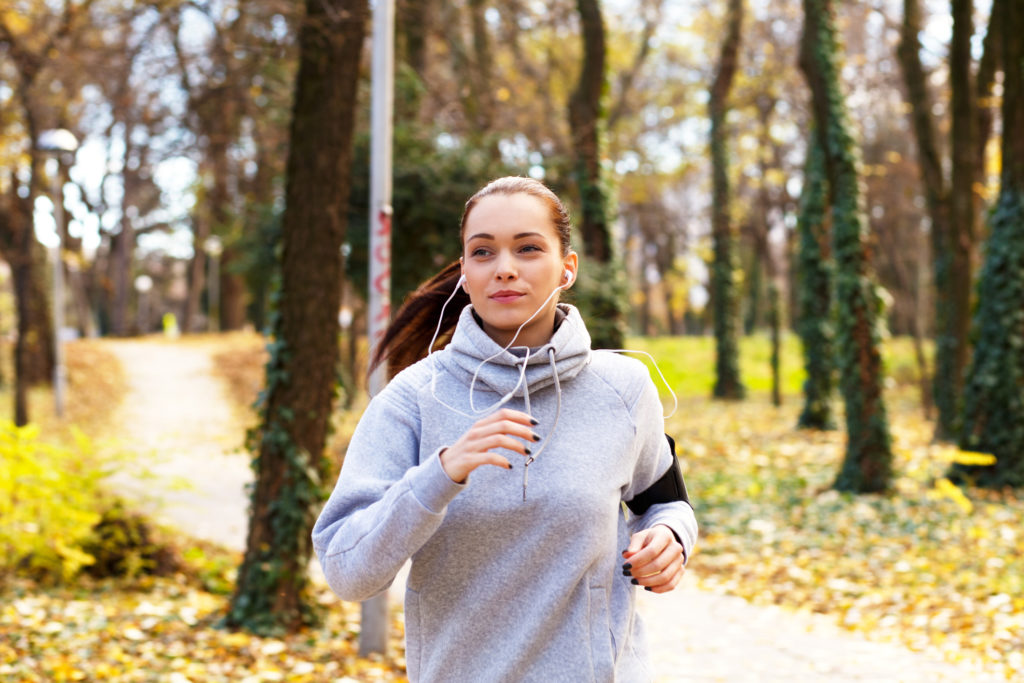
[38,128,79,418]
[204,235,223,332]
[134,274,153,334]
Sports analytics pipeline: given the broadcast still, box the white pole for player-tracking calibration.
[361,0,395,658]
[51,161,67,418]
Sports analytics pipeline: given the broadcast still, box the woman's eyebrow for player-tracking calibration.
[466,231,546,241]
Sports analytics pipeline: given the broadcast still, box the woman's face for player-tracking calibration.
[461,193,577,348]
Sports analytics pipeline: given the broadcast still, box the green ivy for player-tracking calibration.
[795,133,836,430]
[710,99,746,400]
[224,277,333,635]
[956,189,1024,487]
[569,257,628,350]
[803,0,893,492]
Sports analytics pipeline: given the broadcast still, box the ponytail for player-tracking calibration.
[370,260,468,380]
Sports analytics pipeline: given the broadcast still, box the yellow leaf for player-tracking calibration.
[949,450,996,466]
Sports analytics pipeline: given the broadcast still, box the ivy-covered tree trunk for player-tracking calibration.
[795,134,835,430]
[708,0,745,400]
[568,0,626,349]
[226,0,367,634]
[800,0,893,493]
[957,0,1024,488]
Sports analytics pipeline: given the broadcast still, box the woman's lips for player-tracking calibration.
[489,291,525,303]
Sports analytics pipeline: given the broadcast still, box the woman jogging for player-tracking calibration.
[313,176,697,682]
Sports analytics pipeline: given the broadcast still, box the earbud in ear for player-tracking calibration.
[458,274,468,293]
[563,269,573,284]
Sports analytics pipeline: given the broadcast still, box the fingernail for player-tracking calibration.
[525,447,532,455]
[530,418,539,426]
[630,578,639,585]
[644,586,653,592]
[622,563,632,570]
[507,463,513,470]
[622,570,632,577]
[532,432,541,442]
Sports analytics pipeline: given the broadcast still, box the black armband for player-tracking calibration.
[626,434,691,515]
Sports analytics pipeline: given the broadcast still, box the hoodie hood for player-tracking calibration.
[437,303,592,397]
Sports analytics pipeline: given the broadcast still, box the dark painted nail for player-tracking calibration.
[530,418,539,426]
[630,578,639,585]
[532,432,541,442]
[622,563,632,570]
[507,463,513,470]
[622,570,632,577]
[644,587,653,592]
[525,447,532,455]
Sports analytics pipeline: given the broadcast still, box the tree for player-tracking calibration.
[800,0,893,493]
[226,0,367,634]
[898,0,993,439]
[795,133,835,429]
[0,2,99,424]
[708,0,746,399]
[568,0,626,349]
[957,0,1024,488]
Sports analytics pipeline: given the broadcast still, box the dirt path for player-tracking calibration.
[104,339,1005,681]
[104,339,253,551]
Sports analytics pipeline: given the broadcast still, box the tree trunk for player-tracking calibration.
[795,133,835,430]
[220,247,248,331]
[956,0,1024,488]
[709,0,745,400]
[945,0,977,439]
[769,281,781,407]
[568,0,625,349]
[226,0,367,634]
[1,160,56,425]
[182,220,208,334]
[897,0,957,437]
[800,0,894,493]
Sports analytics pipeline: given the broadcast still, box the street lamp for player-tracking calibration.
[38,128,79,418]
[134,274,153,335]
[204,235,223,333]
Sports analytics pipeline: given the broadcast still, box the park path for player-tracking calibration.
[104,338,254,550]
[104,339,1005,682]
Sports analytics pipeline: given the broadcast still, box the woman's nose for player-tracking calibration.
[494,252,517,280]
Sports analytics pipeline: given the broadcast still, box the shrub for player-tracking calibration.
[0,423,104,581]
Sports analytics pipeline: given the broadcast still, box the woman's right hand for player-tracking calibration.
[439,409,539,483]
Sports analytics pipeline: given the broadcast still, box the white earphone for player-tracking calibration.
[563,269,573,285]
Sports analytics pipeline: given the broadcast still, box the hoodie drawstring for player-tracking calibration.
[522,347,562,502]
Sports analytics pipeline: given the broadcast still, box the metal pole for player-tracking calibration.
[361,0,395,658]
[52,160,67,418]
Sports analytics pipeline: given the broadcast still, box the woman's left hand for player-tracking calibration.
[621,524,685,594]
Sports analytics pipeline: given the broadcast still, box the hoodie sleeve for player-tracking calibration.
[622,375,698,563]
[312,375,465,601]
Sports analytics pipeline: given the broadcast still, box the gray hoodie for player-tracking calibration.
[313,304,698,682]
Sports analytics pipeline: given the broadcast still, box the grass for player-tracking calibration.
[627,332,931,400]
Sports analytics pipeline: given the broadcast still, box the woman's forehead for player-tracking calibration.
[464,193,555,239]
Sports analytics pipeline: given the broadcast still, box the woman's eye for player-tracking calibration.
[520,244,541,253]
[471,248,491,257]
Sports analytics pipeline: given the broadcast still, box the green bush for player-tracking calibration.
[0,422,105,581]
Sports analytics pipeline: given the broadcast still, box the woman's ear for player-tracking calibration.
[562,252,579,287]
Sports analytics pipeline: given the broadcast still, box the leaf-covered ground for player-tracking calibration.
[0,571,408,682]
[673,391,1023,680]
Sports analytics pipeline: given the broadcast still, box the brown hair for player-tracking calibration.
[370,177,572,379]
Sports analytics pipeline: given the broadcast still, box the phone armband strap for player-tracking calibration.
[626,434,691,515]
